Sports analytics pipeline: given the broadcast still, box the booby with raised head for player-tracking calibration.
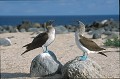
[21,20,55,55]
[75,21,107,61]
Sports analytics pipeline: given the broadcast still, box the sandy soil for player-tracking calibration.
[0,32,120,78]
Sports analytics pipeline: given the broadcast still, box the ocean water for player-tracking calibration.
[0,15,119,26]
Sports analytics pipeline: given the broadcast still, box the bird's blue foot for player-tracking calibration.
[44,49,49,53]
[79,55,87,61]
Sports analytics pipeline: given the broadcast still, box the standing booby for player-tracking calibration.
[75,21,107,61]
[21,20,55,55]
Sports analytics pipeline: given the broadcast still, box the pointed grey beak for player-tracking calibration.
[46,20,54,26]
[76,20,80,24]
[49,20,54,24]
[76,21,85,27]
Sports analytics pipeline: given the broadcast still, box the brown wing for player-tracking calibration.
[21,32,48,55]
[79,35,105,51]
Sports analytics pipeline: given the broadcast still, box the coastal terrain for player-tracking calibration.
[0,31,119,78]
[0,19,120,78]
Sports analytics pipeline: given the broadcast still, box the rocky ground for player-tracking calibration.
[0,32,119,79]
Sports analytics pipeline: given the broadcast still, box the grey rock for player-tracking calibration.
[104,26,112,31]
[0,26,17,33]
[0,29,9,34]
[114,21,119,29]
[32,23,41,28]
[7,26,19,33]
[54,26,68,34]
[17,21,32,31]
[103,32,119,39]
[97,28,105,34]
[22,21,32,28]
[112,32,120,38]
[62,56,104,79]
[30,51,63,77]
[92,33,101,39]
[12,27,19,33]
[106,19,118,28]
[92,21,104,28]
[87,28,95,35]
[20,29,26,32]
[0,26,4,33]
[2,25,8,29]
[86,27,92,32]
[14,27,19,32]
[0,31,3,34]
[65,25,76,32]
[103,31,112,35]
[0,38,12,46]
[0,26,4,31]
[88,28,105,36]
[38,27,45,31]
[28,28,40,32]
[7,26,14,32]
[111,28,119,32]
[101,19,108,25]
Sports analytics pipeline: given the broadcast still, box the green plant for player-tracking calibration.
[104,37,120,47]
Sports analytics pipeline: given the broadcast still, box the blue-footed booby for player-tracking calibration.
[75,21,107,61]
[21,20,55,55]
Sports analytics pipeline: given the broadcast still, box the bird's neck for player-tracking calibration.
[75,31,91,54]
[48,26,55,35]
[50,28,55,35]
[75,30,83,39]
[75,31,79,39]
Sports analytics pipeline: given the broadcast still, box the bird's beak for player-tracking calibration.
[46,20,54,26]
[49,20,54,24]
[76,20,79,22]
[76,20,80,24]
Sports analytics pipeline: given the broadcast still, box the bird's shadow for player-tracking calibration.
[102,50,120,53]
[0,73,30,78]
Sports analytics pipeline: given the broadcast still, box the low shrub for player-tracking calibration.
[104,37,120,47]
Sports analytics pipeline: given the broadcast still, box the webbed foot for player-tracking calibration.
[44,49,49,53]
[79,55,87,61]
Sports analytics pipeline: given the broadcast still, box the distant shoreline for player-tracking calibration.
[0,15,119,26]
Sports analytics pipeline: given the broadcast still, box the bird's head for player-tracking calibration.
[76,20,81,24]
[45,20,55,32]
[75,20,85,36]
[46,20,54,26]
[76,20,85,27]
[43,20,54,31]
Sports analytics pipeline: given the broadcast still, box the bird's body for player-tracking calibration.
[79,34,105,52]
[75,31,90,54]
[75,21,107,60]
[75,31,106,54]
[21,21,55,55]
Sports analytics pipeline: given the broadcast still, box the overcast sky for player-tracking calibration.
[0,0,119,16]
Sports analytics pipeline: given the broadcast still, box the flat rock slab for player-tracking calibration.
[30,51,63,77]
[62,56,105,79]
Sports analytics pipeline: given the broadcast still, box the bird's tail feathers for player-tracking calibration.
[98,52,107,57]
[21,49,30,55]
[22,43,30,48]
